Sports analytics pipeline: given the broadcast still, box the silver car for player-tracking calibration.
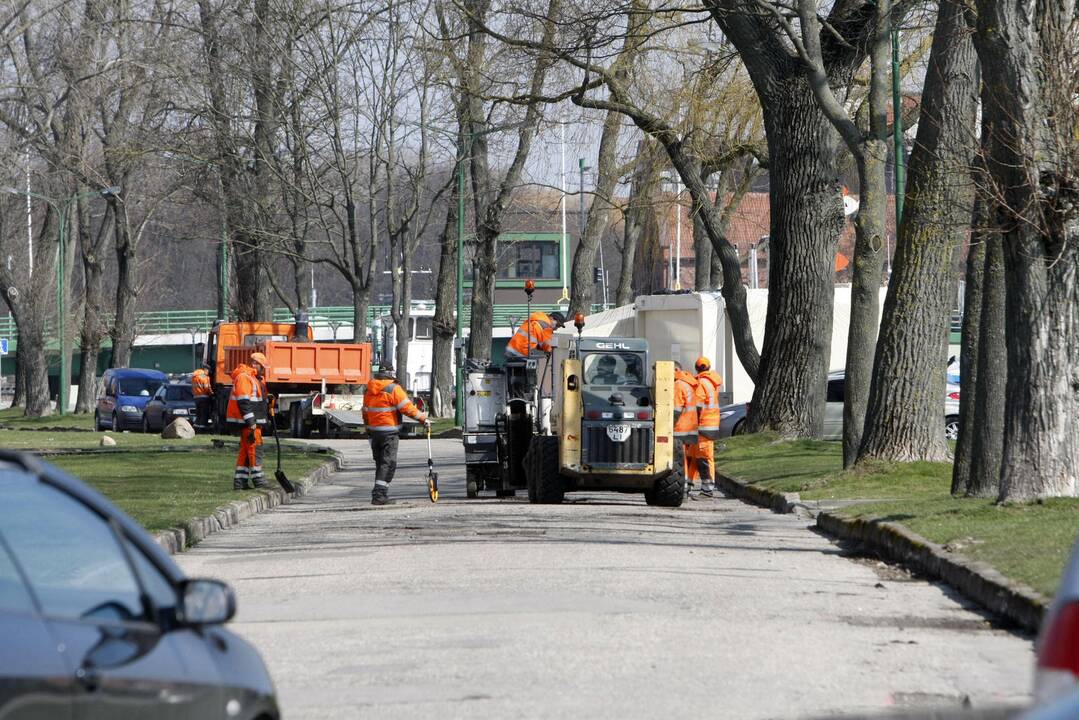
[1024,538,1079,717]
[719,370,961,440]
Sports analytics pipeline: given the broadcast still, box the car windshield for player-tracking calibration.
[165,386,193,402]
[583,353,643,386]
[119,378,163,396]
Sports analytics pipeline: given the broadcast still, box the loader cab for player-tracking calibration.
[575,338,654,470]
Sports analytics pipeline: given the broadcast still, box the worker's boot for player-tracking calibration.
[371,486,393,506]
[698,482,715,499]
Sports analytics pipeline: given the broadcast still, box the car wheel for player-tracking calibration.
[112,412,121,432]
[945,416,960,441]
[732,419,747,436]
[94,411,103,432]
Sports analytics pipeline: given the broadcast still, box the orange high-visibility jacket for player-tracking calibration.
[695,369,724,439]
[673,369,700,442]
[191,368,212,397]
[363,378,427,434]
[227,364,267,426]
[506,312,558,358]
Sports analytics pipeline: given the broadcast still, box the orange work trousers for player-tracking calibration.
[235,426,266,488]
[683,441,700,483]
[695,437,715,484]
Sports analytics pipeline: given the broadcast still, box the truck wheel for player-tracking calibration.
[646,441,685,508]
[525,436,564,504]
[465,467,480,499]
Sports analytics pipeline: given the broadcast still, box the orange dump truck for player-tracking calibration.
[205,315,373,437]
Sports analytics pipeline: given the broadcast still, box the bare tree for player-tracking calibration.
[859,0,979,463]
[974,0,1079,501]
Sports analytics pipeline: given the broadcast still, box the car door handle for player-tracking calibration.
[75,666,101,693]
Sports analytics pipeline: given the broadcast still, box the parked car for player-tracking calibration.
[719,370,961,440]
[95,368,168,432]
[143,381,196,433]
[0,450,279,719]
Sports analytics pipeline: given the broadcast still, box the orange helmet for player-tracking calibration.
[695,356,711,372]
[250,352,269,369]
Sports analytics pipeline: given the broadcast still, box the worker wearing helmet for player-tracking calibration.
[694,356,724,498]
[362,363,429,506]
[673,362,700,494]
[191,362,213,430]
[505,311,566,359]
[226,352,270,490]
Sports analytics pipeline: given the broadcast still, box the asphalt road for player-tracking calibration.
[175,438,1034,720]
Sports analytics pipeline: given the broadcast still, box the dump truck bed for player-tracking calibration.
[224,341,372,387]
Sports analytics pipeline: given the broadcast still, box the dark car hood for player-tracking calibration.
[204,626,277,698]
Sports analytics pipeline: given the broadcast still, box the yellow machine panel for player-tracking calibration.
[559,358,583,471]
[652,360,675,472]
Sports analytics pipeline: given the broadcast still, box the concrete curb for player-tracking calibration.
[716,471,803,514]
[817,510,1049,632]
[153,452,341,555]
[715,470,1049,631]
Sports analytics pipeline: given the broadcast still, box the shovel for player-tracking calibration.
[426,423,439,502]
[269,407,296,493]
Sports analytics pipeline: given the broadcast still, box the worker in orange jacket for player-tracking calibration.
[226,352,269,490]
[191,363,213,430]
[694,356,724,498]
[505,311,566,359]
[362,363,429,505]
[673,362,700,495]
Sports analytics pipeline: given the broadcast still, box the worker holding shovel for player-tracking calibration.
[362,363,429,506]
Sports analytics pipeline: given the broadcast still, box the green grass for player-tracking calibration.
[716,434,1079,598]
[48,448,327,534]
[0,407,95,430]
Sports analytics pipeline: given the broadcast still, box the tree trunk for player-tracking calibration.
[352,284,369,348]
[951,209,985,495]
[692,167,720,291]
[109,200,138,368]
[859,0,978,463]
[75,196,108,413]
[12,351,24,408]
[569,108,622,317]
[745,81,844,437]
[967,230,1006,497]
[617,139,656,306]
[10,303,50,417]
[976,0,1079,501]
[432,160,460,417]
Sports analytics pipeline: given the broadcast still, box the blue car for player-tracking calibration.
[94,368,168,432]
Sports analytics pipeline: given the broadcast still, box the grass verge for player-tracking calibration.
[716,433,1079,598]
[48,447,326,534]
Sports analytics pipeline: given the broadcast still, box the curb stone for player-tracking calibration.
[716,470,1048,632]
[817,510,1048,632]
[153,453,342,555]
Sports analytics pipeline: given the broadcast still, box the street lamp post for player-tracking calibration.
[2,184,120,415]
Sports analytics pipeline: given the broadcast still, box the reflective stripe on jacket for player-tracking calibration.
[695,370,724,440]
[363,377,427,434]
[673,369,699,442]
[506,312,557,357]
[191,369,212,397]
[227,364,267,426]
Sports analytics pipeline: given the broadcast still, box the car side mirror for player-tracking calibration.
[179,579,236,626]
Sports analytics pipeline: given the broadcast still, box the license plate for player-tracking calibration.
[173,409,188,415]
[606,424,631,442]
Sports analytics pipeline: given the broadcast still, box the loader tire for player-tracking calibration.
[525,436,564,504]
[645,440,685,508]
[465,467,480,499]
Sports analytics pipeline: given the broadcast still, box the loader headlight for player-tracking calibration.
[465,435,477,444]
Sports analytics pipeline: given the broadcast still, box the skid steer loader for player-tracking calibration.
[522,319,684,507]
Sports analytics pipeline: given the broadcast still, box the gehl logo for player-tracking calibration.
[595,342,631,350]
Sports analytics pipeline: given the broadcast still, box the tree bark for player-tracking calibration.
[975,0,1079,501]
[432,147,462,418]
[967,229,1006,496]
[743,80,844,437]
[616,138,657,307]
[692,167,721,291]
[109,197,138,368]
[569,107,622,317]
[951,208,985,495]
[859,0,978,463]
[75,195,109,413]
